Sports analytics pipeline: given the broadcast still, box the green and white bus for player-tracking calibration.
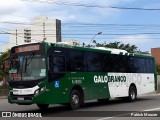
[8,42,157,110]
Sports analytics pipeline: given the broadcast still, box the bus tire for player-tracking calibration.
[127,86,137,102]
[70,90,81,110]
[37,104,49,110]
[97,98,109,103]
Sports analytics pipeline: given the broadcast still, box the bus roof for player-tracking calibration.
[47,42,154,58]
[10,42,153,58]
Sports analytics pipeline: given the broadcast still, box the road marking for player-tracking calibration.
[97,107,160,120]
[98,117,114,120]
[97,112,132,120]
[143,107,160,111]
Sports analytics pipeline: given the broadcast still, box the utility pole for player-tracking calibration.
[43,22,46,40]
[16,28,17,45]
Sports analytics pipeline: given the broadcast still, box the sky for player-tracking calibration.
[1,0,160,52]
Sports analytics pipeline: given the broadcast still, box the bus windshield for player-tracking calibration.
[9,53,46,81]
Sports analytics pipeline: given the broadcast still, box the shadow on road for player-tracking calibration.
[14,97,155,117]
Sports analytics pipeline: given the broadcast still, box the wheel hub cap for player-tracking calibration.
[131,91,135,99]
[72,95,79,105]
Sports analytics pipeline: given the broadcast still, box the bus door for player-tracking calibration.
[48,47,67,82]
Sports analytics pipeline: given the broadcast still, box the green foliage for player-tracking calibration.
[156,64,160,75]
[0,50,10,77]
[0,84,8,89]
[93,41,138,53]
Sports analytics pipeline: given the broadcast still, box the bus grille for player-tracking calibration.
[10,95,34,101]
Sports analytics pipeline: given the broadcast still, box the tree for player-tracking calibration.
[89,41,138,53]
[156,64,160,75]
[0,50,10,78]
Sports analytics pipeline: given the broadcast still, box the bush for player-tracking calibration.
[0,76,2,81]
[0,84,8,89]
[156,64,160,75]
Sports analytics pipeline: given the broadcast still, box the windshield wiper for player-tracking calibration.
[25,52,35,73]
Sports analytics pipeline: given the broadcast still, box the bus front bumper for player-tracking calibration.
[8,90,47,105]
[8,94,34,105]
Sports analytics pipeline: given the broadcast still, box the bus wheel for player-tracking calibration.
[70,90,81,110]
[37,104,49,110]
[128,86,137,102]
[97,98,109,103]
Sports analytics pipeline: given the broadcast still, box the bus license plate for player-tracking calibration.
[17,97,24,100]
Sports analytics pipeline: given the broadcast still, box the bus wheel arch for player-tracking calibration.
[128,83,137,102]
[69,85,84,110]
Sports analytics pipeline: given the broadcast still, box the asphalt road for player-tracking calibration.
[0,94,160,120]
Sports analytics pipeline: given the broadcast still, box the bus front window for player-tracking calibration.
[9,54,46,81]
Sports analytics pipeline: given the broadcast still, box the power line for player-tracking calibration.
[3,20,160,28]
[0,13,32,19]
[1,30,158,36]
[0,39,17,45]
[2,23,160,31]
[22,0,160,11]
[109,6,160,11]
[0,31,42,45]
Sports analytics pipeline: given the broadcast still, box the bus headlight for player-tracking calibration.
[34,87,45,95]
[35,89,40,95]
[41,87,45,91]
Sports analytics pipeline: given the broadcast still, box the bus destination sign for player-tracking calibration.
[15,45,40,53]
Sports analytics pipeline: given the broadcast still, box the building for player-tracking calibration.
[1,44,10,53]
[1,16,61,52]
[9,26,31,47]
[31,16,61,43]
[151,48,160,64]
[64,40,80,46]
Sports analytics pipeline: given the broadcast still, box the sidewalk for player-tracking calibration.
[0,96,7,99]
[143,92,160,96]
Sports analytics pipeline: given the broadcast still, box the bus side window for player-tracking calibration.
[69,50,85,72]
[127,57,138,73]
[146,58,154,73]
[135,58,147,73]
[103,54,115,72]
[86,52,103,72]
[117,55,126,72]
[49,55,65,73]
[49,55,53,72]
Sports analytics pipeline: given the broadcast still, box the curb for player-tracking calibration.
[0,96,7,99]
[140,92,160,96]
